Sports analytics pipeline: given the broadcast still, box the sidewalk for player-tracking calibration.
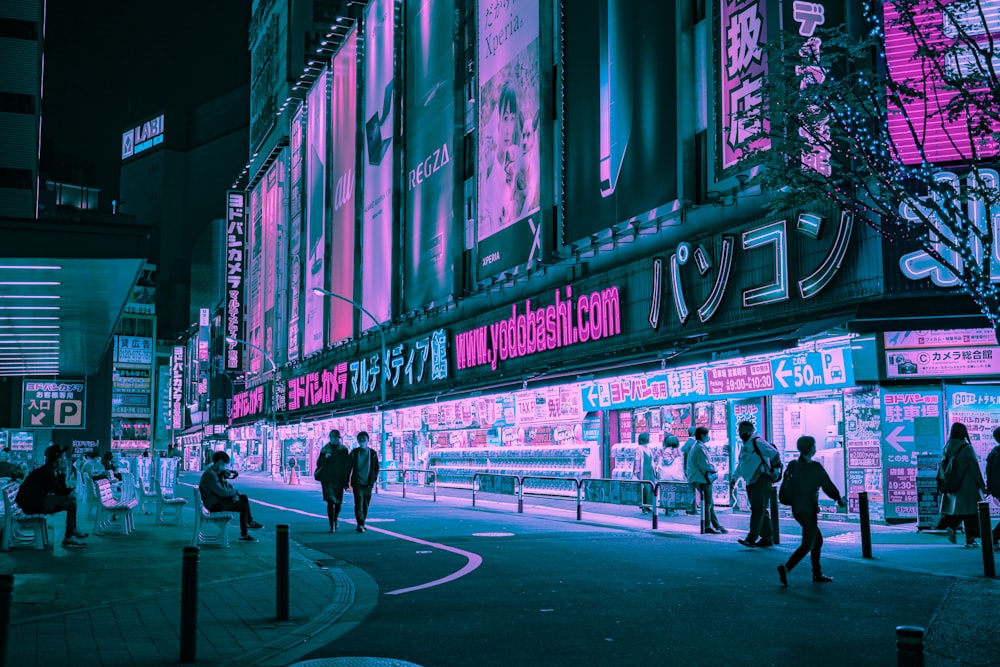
[0,489,360,667]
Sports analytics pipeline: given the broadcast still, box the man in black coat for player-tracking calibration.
[15,444,88,548]
[316,430,351,532]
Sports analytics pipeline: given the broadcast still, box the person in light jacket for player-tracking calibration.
[776,436,846,586]
[937,422,986,548]
[735,421,780,548]
[686,426,727,534]
[348,431,380,533]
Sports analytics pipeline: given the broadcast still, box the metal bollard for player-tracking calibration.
[859,491,873,559]
[978,501,995,578]
[180,547,199,664]
[0,573,13,667]
[701,486,708,535]
[895,625,925,667]
[276,524,289,621]
[769,486,780,545]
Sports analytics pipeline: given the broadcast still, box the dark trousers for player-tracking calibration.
[938,513,980,542]
[40,494,78,539]
[210,495,255,535]
[745,478,773,542]
[353,485,373,526]
[322,484,345,526]
[786,511,824,576]
[696,482,721,529]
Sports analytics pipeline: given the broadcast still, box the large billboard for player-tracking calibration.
[563,0,678,245]
[249,0,289,151]
[361,0,396,325]
[329,30,358,344]
[263,153,284,365]
[225,191,247,371]
[476,0,542,280]
[404,0,456,310]
[304,67,329,356]
[288,106,304,362]
[248,178,265,374]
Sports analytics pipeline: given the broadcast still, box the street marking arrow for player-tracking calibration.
[774,359,793,388]
[885,426,914,452]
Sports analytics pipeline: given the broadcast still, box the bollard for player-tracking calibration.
[180,547,199,664]
[859,491,873,559]
[0,573,13,667]
[769,486,780,545]
[978,501,995,578]
[276,524,290,621]
[651,486,658,530]
[896,625,925,667]
[701,486,708,535]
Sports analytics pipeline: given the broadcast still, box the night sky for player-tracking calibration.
[42,1,250,208]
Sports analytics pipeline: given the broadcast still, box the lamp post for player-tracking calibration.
[225,336,278,478]
[311,287,387,484]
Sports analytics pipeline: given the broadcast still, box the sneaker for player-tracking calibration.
[716,526,729,534]
[61,536,86,548]
[356,526,364,533]
[685,509,700,516]
[248,520,264,530]
[812,574,833,583]
[964,541,979,549]
[73,531,89,539]
[946,527,957,544]
[755,539,774,548]
[238,534,259,543]
[704,527,721,535]
[737,538,756,548]
[777,564,788,587]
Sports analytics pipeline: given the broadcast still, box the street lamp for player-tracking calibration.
[311,286,387,483]
[225,336,278,478]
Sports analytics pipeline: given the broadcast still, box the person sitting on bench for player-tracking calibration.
[198,451,263,542]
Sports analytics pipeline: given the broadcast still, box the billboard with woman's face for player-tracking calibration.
[476,0,543,280]
[304,67,329,356]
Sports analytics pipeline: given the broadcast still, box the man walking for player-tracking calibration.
[349,431,380,532]
[735,421,780,548]
[199,451,263,542]
[316,429,351,532]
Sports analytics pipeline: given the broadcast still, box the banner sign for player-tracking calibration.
[114,335,154,365]
[886,346,1000,379]
[718,0,769,171]
[232,385,267,421]
[171,346,185,431]
[880,388,942,520]
[884,328,997,349]
[21,379,86,429]
[225,191,247,370]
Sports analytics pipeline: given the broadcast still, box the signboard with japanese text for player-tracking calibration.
[885,329,997,349]
[513,386,585,425]
[717,0,770,171]
[225,191,247,371]
[946,385,1000,490]
[21,379,86,429]
[886,346,1000,379]
[10,431,33,452]
[232,385,267,422]
[844,387,884,519]
[114,336,154,365]
[880,388,942,520]
[288,104,304,362]
[171,346,185,431]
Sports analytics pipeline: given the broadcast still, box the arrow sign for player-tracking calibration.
[885,426,914,452]
[774,359,793,388]
[31,412,47,426]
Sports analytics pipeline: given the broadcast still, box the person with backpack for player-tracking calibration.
[936,422,986,548]
[776,436,846,586]
[985,427,1000,552]
[734,421,781,548]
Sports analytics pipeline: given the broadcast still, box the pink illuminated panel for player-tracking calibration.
[884,2,1000,164]
[329,31,358,344]
[719,0,770,170]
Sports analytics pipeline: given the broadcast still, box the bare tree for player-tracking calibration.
[738,0,1000,327]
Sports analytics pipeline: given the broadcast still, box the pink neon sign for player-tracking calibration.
[455,285,622,371]
[231,385,265,421]
[884,3,1000,164]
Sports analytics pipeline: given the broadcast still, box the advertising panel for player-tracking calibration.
[717,0,770,172]
[114,335,154,365]
[225,191,247,371]
[361,0,395,325]
[249,0,289,151]
[844,388,884,520]
[404,0,456,310]
[21,379,86,429]
[884,2,1000,164]
[476,0,542,279]
[304,67,329,356]
[329,31,358,344]
[288,105,304,361]
[946,385,1000,518]
[881,387,942,521]
[563,0,678,245]
[248,178,266,374]
[264,153,285,366]
[171,346,185,431]
[886,327,1000,379]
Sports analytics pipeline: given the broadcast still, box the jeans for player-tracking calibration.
[353,485,373,526]
[696,482,721,529]
[786,510,824,576]
[745,478,773,542]
[40,494,78,539]
[210,494,255,535]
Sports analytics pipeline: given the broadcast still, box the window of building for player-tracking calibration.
[0,92,35,114]
[0,18,37,40]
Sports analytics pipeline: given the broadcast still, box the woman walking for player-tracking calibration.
[937,422,986,548]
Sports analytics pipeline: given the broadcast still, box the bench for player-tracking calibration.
[93,478,138,536]
[192,487,237,548]
[1,481,50,550]
[155,477,187,526]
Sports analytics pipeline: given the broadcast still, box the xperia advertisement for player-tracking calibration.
[329,30,358,344]
[404,0,457,311]
[476,0,543,281]
[362,0,395,325]
[563,0,678,244]
[304,67,329,356]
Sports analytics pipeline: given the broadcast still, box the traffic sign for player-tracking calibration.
[21,379,87,429]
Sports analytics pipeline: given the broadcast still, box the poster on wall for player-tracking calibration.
[304,67,329,356]
[476,0,542,280]
[329,30,358,344]
[562,0,678,245]
[263,154,284,368]
[247,176,265,374]
[945,385,1000,518]
[288,105,304,362]
[361,0,395,325]
[844,387,884,520]
[404,0,456,310]
[880,387,942,521]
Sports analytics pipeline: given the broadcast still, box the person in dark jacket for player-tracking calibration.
[936,422,986,547]
[986,427,1000,552]
[776,436,846,586]
[15,444,88,548]
[198,451,263,542]
[316,430,351,532]
[348,431,380,532]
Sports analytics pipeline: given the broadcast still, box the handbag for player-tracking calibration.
[778,460,796,506]
[752,438,783,483]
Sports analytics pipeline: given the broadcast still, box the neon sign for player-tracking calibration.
[225,191,246,370]
[121,114,165,160]
[719,0,769,170]
[455,285,622,371]
[231,385,265,420]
